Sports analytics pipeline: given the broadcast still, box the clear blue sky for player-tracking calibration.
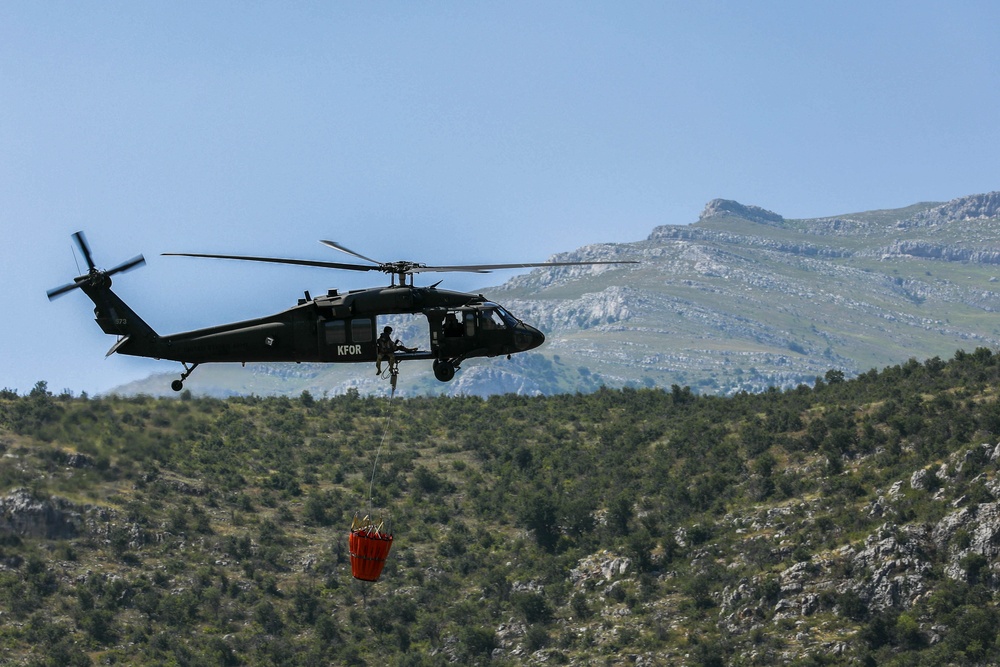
[2,1,998,395]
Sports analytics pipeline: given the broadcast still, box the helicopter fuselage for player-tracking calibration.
[83,281,544,387]
[50,231,633,392]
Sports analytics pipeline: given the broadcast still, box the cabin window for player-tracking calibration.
[443,311,463,337]
[324,320,346,345]
[351,318,374,343]
[464,312,476,337]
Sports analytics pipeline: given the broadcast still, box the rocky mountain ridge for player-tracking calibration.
[113,190,1000,398]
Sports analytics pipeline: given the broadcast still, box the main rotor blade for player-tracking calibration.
[319,240,383,266]
[165,250,639,279]
[73,231,95,271]
[162,252,379,272]
[412,259,640,273]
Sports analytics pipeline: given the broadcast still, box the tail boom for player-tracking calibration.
[80,281,160,358]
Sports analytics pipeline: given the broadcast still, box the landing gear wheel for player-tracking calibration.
[171,380,184,392]
[433,359,456,382]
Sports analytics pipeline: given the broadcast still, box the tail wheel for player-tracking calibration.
[172,363,199,392]
[433,359,456,382]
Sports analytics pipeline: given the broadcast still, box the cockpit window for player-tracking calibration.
[481,309,506,330]
[486,303,518,327]
[443,306,514,337]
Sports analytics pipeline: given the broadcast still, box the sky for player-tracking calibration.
[2,1,999,395]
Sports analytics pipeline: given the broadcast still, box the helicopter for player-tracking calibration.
[47,231,637,391]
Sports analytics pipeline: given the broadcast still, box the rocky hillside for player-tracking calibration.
[114,190,1000,398]
[5,351,1000,664]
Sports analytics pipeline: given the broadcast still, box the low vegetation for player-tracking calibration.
[3,348,1000,664]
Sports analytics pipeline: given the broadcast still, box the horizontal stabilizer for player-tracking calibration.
[106,336,130,357]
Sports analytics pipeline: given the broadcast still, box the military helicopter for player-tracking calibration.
[47,231,637,391]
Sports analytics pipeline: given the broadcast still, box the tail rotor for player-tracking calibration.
[47,231,146,300]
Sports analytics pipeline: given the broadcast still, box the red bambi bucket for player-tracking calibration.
[349,517,393,582]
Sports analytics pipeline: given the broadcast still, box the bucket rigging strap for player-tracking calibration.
[351,514,386,535]
[378,364,400,392]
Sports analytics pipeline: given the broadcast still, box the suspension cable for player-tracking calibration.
[367,381,396,518]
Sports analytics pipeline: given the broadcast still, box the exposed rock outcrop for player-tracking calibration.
[0,488,81,540]
[570,550,632,587]
[880,240,1000,264]
[699,199,785,224]
[906,191,1000,226]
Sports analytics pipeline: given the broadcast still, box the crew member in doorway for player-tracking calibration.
[376,326,416,374]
